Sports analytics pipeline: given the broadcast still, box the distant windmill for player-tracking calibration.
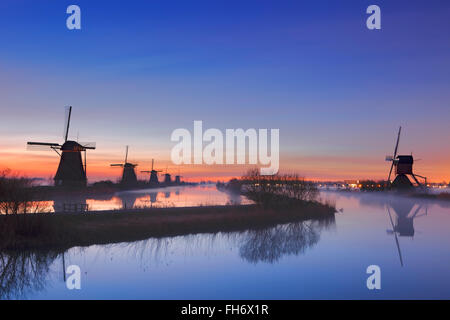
[141,159,162,186]
[27,106,96,187]
[110,146,138,187]
[385,126,427,188]
[174,168,182,185]
[163,166,172,185]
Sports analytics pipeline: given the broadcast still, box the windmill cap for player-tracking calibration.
[396,155,414,163]
[61,140,84,151]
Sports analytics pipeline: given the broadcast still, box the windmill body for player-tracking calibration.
[141,159,161,186]
[121,163,138,186]
[111,146,138,188]
[386,127,426,189]
[149,171,159,185]
[54,141,88,186]
[163,167,172,185]
[27,107,96,187]
[164,173,172,184]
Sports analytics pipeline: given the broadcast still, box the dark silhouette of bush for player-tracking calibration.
[241,169,320,209]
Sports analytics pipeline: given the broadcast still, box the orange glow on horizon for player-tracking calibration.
[2,149,450,184]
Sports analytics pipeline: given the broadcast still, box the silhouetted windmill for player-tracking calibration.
[385,126,427,189]
[174,168,182,185]
[141,159,162,186]
[111,146,138,187]
[27,106,96,187]
[163,166,172,185]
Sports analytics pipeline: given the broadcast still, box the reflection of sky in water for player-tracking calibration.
[2,191,450,299]
[34,185,252,212]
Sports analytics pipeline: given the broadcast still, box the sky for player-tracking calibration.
[0,0,449,182]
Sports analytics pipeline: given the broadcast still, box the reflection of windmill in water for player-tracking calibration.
[141,159,162,187]
[386,199,428,266]
[52,194,88,212]
[385,126,427,189]
[149,192,157,204]
[143,192,158,208]
[115,191,138,209]
[27,106,96,187]
[110,146,138,188]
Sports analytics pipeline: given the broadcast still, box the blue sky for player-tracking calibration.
[0,0,449,181]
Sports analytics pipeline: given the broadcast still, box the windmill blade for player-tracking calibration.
[79,142,96,150]
[410,204,423,219]
[63,106,72,142]
[393,126,402,159]
[387,126,402,183]
[387,161,395,183]
[110,164,124,167]
[125,145,129,164]
[27,142,61,151]
[27,142,60,147]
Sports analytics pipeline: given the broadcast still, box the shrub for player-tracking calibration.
[241,169,319,209]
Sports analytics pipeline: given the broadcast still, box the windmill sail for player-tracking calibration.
[387,126,401,183]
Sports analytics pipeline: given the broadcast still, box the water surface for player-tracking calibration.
[30,184,251,212]
[1,190,450,299]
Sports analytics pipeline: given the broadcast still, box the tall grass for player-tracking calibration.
[0,169,47,215]
[0,169,51,247]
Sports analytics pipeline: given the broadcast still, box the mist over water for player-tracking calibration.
[1,190,450,299]
[23,184,252,213]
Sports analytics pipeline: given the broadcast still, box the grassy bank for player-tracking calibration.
[0,202,335,251]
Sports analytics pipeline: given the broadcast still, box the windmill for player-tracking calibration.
[27,106,96,187]
[174,168,182,185]
[110,146,138,187]
[385,126,427,189]
[163,166,172,185]
[141,159,162,186]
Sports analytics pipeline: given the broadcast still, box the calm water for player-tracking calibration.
[33,184,252,213]
[1,190,450,299]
